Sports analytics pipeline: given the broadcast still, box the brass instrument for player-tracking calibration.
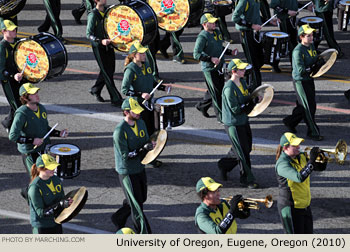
[0,0,26,18]
[223,195,273,210]
[305,139,348,165]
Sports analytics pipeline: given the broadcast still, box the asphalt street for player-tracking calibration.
[1,0,350,234]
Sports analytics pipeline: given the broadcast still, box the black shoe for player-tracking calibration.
[240,181,259,189]
[149,159,163,168]
[37,26,48,33]
[111,212,127,230]
[173,56,186,64]
[338,51,345,59]
[282,119,297,133]
[89,90,105,102]
[195,104,209,118]
[20,186,29,205]
[307,134,323,141]
[344,90,350,101]
[272,65,281,73]
[111,100,123,107]
[72,9,82,25]
[159,47,169,59]
[218,167,228,181]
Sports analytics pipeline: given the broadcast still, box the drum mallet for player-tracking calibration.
[142,80,164,105]
[33,123,58,149]
[20,62,27,75]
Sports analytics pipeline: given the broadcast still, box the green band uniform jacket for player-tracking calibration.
[28,175,65,228]
[195,200,237,234]
[270,0,299,20]
[113,119,149,175]
[222,78,250,126]
[9,104,51,154]
[292,43,318,81]
[193,29,225,71]
[232,0,262,31]
[275,151,311,209]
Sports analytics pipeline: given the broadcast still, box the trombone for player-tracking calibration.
[222,195,273,210]
[305,139,348,165]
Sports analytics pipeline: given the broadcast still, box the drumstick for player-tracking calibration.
[20,62,27,75]
[142,80,164,105]
[214,42,230,68]
[296,1,313,15]
[33,123,58,149]
[111,33,120,41]
[261,14,277,27]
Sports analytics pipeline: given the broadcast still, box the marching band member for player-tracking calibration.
[28,154,72,234]
[260,0,272,22]
[160,28,186,64]
[121,41,168,167]
[232,0,264,88]
[38,0,64,42]
[313,0,344,57]
[270,0,313,72]
[0,20,23,132]
[111,97,153,234]
[193,13,237,121]
[9,83,68,174]
[86,0,123,107]
[283,24,323,141]
[275,132,322,233]
[195,177,250,234]
[220,59,259,189]
[72,0,94,25]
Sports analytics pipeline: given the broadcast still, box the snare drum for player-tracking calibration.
[154,96,185,129]
[49,143,81,179]
[148,0,204,31]
[298,16,324,43]
[13,33,67,83]
[262,31,289,65]
[212,0,234,17]
[104,0,158,52]
[338,0,350,31]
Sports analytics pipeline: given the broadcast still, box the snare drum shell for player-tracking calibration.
[49,144,81,179]
[186,0,205,27]
[155,96,185,129]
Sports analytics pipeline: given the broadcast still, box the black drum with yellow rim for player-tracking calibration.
[104,0,158,52]
[298,16,324,43]
[13,32,67,83]
[147,0,203,31]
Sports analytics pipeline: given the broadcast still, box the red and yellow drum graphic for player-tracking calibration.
[104,5,145,52]
[14,40,49,83]
[148,0,190,31]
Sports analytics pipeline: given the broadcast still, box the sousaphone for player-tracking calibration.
[55,186,88,224]
[248,84,274,117]
[141,129,168,165]
[311,48,338,78]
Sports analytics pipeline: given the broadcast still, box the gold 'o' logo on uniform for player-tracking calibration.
[312,50,317,56]
[55,184,62,193]
[139,130,145,138]
[42,112,47,119]
[147,67,152,74]
[219,34,223,40]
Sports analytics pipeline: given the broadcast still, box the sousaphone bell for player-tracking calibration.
[311,48,338,78]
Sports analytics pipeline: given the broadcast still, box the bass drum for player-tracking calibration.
[13,32,67,83]
[0,0,26,19]
[104,0,158,52]
[147,0,203,31]
[186,0,205,28]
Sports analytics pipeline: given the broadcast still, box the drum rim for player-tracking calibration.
[155,95,184,105]
[264,31,289,38]
[339,0,350,5]
[49,143,80,155]
[104,2,158,51]
[300,16,323,22]
[13,32,68,83]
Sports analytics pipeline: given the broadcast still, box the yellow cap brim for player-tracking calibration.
[236,62,249,70]
[27,87,40,94]
[289,137,304,146]
[207,17,218,23]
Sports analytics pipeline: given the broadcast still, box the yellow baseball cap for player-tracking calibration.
[1,20,17,31]
[298,24,316,36]
[36,154,60,170]
[121,97,144,114]
[19,83,40,96]
[129,41,148,54]
[280,132,304,147]
[196,177,222,193]
[200,13,218,24]
[228,59,249,70]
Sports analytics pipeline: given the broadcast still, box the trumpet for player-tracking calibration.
[222,195,273,210]
[305,139,348,165]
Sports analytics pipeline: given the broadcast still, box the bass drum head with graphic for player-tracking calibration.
[148,0,190,31]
